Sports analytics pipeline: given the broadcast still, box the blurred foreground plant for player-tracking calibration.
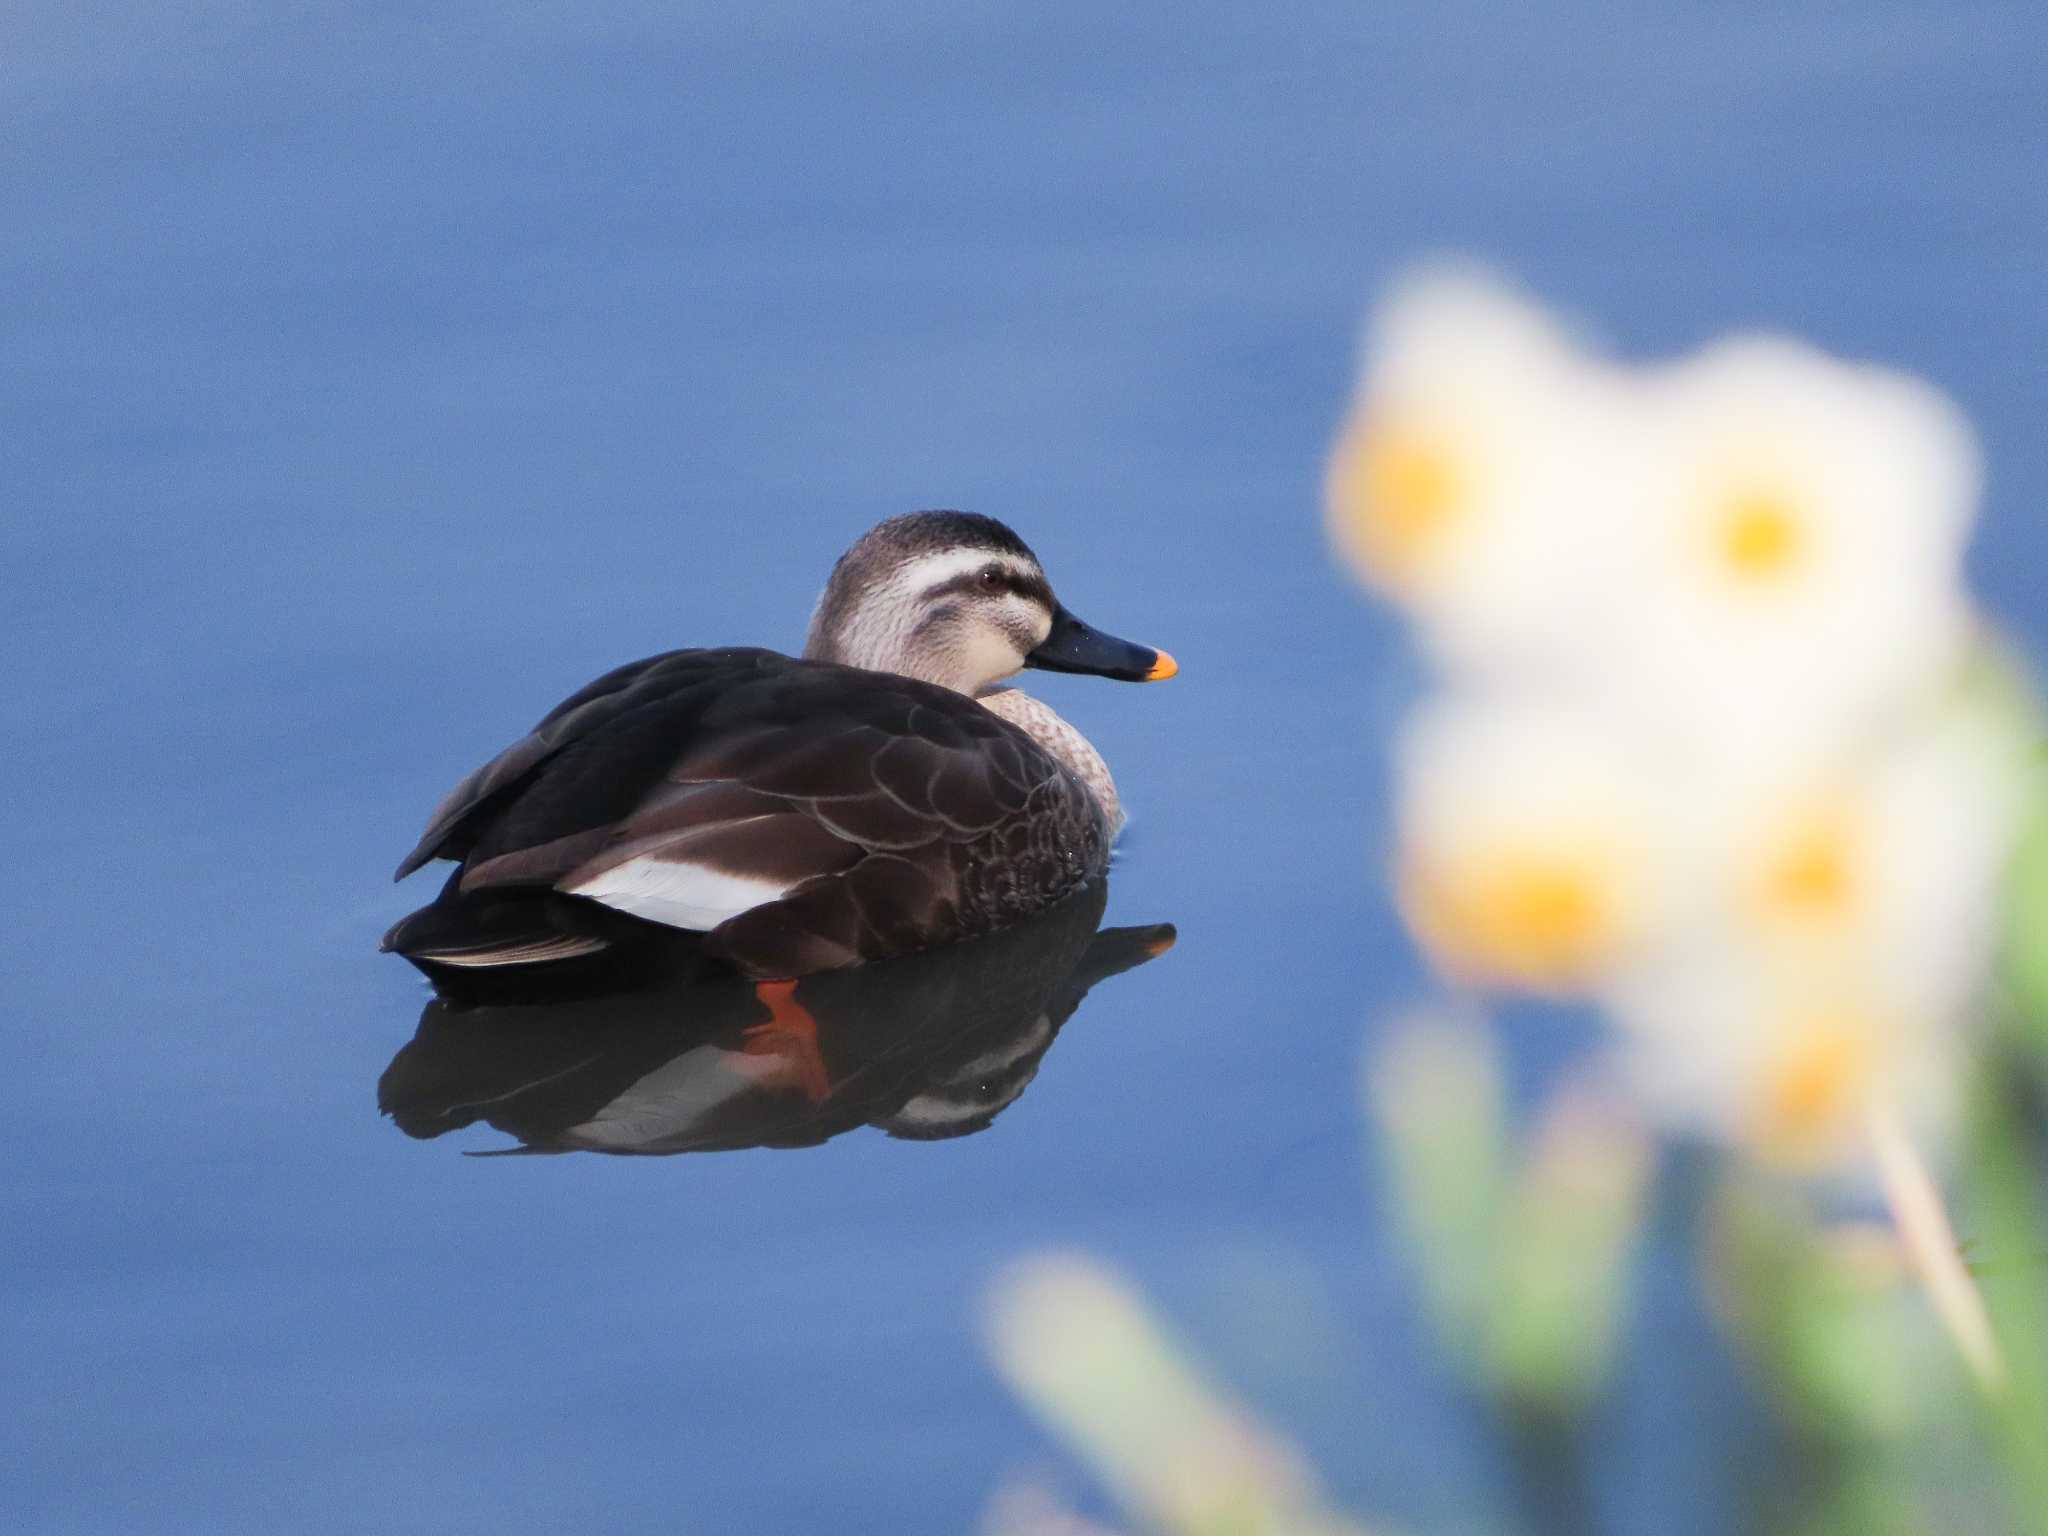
[1334,267,2048,1533]
[1370,1014,1652,1416]
[983,1254,1384,1536]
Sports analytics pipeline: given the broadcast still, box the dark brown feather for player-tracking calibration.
[566,812,862,891]
[805,786,944,849]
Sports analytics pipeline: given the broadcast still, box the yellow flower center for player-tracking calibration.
[1715,487,1804,581]
[1328,414,1467,592]
[1756,807,1859,930]
[1753,1015,1871,1162]
[1402,846,1621,993]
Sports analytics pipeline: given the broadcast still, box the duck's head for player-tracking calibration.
[803,511,1178,696]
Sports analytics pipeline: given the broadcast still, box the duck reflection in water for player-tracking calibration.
[378,881,1172,1155]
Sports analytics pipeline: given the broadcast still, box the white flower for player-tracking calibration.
[1601,336,1981,775]
[1325,268,1639,683]
[1721,696,2027,1016]
[1335,260,2029,1189]
[1608,953,1961,1173]
[1604,696,2031,1173]
[1393,696,1693,995]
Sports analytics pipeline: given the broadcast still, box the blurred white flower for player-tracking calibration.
[1393,696,1692,995]
[1335,265,2020,1174]
[1325,268,1639,682]
[1605,699,2030,1173]
[1607,951,1964,1172]
[1714,698,2029,1020]
[1604,337,1981,773]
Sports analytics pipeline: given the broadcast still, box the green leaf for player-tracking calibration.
[1365,1011,1508,1363]
[1484,1085,1652,1412]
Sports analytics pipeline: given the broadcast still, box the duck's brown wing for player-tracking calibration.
[394,649,1109,975]
[393,647,763,881]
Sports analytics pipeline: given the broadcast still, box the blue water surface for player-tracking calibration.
[6,4,2046,1532]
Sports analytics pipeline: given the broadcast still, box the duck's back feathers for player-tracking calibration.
[392,648,763,882]
[390,649,1110,977]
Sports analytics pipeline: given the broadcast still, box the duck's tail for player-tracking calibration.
[381,870,614,972]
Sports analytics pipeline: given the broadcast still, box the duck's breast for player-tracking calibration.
[976,688,1123,836]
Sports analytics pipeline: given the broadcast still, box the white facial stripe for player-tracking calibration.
[895,548,1035,596]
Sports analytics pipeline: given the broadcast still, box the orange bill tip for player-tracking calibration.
[1144,650,1179,681]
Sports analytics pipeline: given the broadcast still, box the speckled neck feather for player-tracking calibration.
[977,688,1123,835]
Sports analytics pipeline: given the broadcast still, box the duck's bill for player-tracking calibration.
[1025,606,1178,682]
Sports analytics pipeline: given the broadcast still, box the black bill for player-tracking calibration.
[1024,606,1178,682]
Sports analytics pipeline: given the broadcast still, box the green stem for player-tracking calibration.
[1499,1398,1598,1536]
[1966,1044,2048,1536]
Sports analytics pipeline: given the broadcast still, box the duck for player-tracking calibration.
[383,511,1175,982]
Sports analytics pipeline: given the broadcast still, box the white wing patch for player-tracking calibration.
[564,857,791,931]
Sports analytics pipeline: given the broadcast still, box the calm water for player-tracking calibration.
[8,4,2047,1532]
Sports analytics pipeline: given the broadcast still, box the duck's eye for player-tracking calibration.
[978,566,1005,591]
